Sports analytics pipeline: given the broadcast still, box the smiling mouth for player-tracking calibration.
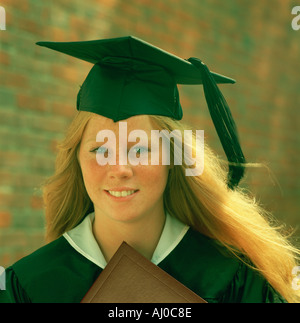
[105,190,139,197]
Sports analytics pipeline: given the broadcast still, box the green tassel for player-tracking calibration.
[187,57,246,189]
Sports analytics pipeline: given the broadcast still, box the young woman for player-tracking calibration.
[1,36,299,303]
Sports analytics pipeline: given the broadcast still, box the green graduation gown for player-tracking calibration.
[0,213,285,303]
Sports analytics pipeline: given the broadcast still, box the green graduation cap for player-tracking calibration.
[36,35,245,189]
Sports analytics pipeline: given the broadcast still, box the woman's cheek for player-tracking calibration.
[81,158,105,186]
[140,165,169,188]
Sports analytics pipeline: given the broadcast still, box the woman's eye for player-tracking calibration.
[91,147,108,154]
[132,147,148,155]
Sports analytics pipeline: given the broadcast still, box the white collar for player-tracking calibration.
[63,212,189,269]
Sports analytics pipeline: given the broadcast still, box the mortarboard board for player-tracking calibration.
[36,36,245,189]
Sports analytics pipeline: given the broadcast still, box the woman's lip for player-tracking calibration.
[104,189,139,201]
[105,187,138,192]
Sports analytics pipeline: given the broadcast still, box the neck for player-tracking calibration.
[92,208,166,263]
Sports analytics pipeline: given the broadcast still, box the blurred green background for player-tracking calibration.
[0,0,299,267]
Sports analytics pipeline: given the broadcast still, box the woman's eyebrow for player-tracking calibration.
[83,134,152,148]
[82,138,98,144]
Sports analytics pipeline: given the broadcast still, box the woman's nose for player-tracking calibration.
[107,163,134,179]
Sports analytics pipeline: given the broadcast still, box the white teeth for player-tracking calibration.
[108,190,136,197]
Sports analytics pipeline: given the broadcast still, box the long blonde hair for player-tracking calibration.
[43,111,300,302]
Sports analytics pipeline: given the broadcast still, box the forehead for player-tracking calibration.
[82,114,156,140]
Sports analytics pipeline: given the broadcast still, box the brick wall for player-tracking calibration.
[0,0,299,267]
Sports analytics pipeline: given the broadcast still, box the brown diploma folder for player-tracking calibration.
[81,242,206,303]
